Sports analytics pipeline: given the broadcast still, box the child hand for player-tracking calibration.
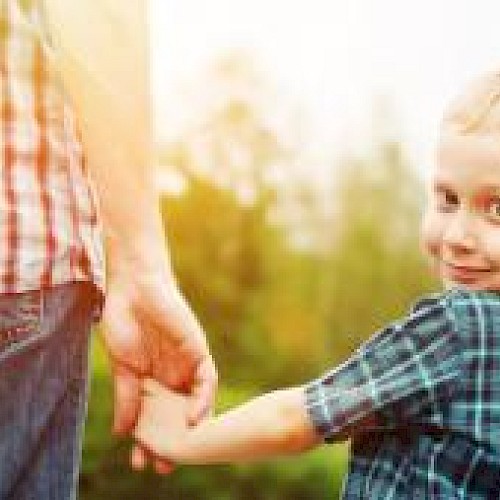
[134,378,191,461]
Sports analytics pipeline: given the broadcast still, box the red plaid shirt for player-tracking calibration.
[0,0,104,302]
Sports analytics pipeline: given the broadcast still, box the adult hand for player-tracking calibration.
[101,268,217,472]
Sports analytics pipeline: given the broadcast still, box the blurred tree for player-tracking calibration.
[158,51,319,387]
[161,178,276,382]
[320,139,439,368]
[158,54,440,387]
[159,51,296,203]
[82,52,442,499]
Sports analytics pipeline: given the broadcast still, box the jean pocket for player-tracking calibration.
[0,291,43,360]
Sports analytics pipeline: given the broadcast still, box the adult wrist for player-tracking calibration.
[105,229,175,281]
[102,194,170,275]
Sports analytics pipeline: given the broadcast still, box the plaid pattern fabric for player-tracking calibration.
[0,0,104,301]
[305,289,500,499]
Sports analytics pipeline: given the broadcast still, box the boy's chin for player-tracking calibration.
[441,277,493,292]
[442,279,467,291]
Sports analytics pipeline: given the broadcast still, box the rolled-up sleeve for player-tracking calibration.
[305,295,467,442]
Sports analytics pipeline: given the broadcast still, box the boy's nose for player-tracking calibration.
[442,209,476,251]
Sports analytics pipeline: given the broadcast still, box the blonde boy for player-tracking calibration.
[134,73,500,499]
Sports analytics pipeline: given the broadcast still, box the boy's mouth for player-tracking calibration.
[440,261,491,283]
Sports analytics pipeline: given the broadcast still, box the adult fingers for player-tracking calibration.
[112,363,142,435]
[130,444,175,475]
[153,457,176,475]
[187,356,218,425]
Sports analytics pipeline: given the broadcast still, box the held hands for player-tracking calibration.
[134,378,192,462]
[134,380,321,465]
[101,269,217,472]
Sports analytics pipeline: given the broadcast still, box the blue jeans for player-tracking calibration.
[0,282,96,500]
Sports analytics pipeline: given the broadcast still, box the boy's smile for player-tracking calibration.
[421,130,500,290]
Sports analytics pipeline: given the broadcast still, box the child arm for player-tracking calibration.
[134,379,322,464]
[135,291,473,465]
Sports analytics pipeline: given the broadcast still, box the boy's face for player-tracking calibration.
[421,130,500,290]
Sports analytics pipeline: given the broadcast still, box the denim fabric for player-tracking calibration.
[0,282,96,500]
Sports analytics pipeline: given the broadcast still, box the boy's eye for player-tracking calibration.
[435,188,459,211]
[484,197,500,221]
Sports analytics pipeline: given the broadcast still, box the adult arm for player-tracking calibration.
[42,0,217,470]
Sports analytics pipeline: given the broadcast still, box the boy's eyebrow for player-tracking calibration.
[475,183,500,193]
[431,181,500,199]
[431,180,453,191]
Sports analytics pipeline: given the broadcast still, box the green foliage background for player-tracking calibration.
[79,56,438,499]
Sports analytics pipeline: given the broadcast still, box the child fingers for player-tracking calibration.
[130,445,147,470]
[141,377,164,395]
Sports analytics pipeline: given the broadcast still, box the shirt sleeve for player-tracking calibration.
[304,294,467,442]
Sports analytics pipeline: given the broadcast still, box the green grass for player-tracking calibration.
[80,338,349,500]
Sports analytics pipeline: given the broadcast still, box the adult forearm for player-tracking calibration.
[44,0,170,275]
[178,387,320,464]
[90,153,169,277]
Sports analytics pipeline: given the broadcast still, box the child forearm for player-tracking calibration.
[177,387,321,464]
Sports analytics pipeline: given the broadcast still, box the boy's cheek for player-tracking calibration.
[420,214,444,282]
[483,233,500,263]
[420,212,441,258]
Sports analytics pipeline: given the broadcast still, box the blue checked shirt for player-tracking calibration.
[305,289,500,499]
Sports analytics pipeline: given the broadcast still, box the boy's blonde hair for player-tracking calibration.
[442,71,500,134]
